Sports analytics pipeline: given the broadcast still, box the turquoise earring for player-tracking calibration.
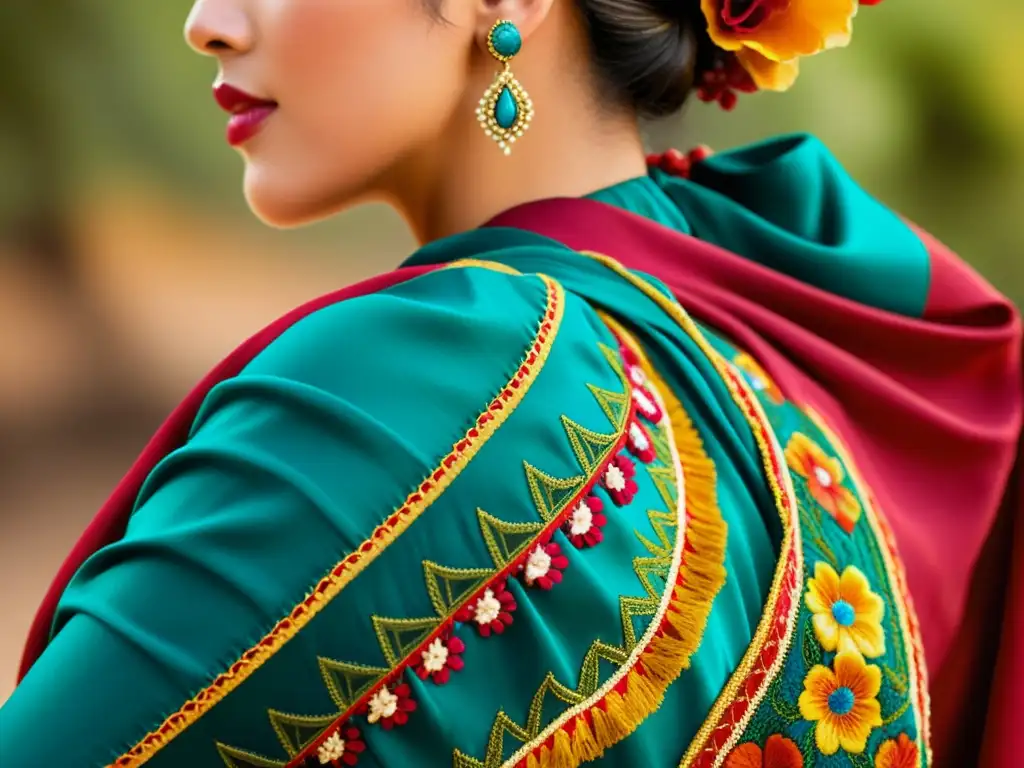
[476,20,533,156]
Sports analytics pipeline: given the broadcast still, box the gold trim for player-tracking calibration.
[111,272,565,767]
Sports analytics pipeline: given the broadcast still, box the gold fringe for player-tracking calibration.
[525,316,728,767]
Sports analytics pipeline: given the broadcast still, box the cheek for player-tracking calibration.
[245,0,470,224]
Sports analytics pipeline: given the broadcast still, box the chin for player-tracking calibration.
[242,162,356,229]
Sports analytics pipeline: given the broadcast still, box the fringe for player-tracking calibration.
[522,319,728,767]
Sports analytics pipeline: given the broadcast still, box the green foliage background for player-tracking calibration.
[1,1,1021,304]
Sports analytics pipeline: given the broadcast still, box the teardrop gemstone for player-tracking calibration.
[495,86,518,130]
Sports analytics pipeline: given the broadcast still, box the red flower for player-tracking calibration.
[603,453,639,506]
[564,495,606,548]
[719,0,790,32]
[724,734,803,767]
[519,540,569,590]
[632,383,664,424]
[362,682,416,730]
[628,419,657,463]
[414,632,465,685]
[455,579,516,636]
[307,724,366,767]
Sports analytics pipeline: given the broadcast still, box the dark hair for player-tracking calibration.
[574,0,705,118]
[424,0,707,119]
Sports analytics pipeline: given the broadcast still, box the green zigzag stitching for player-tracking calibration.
[371,615,441,666]
[587,382,629,427]
[422,561,493,616]
[267,711,341,757]
[561,414,620,474]
[523,462,586,523]
[318,658,390,711]
[478,509,546,567]
[217,743,286,768]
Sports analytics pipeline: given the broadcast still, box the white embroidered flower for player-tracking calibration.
[367,685,399,724]
[814,466,834,488]
[629,365,646,387]
[633,387,657,417]
[630,422,650,452]
[317,732,346,764]
[523,543,553,584]
[473,589,502,626]
[605,463,627,492]
[420,638,450,673]
[569,500,594,536]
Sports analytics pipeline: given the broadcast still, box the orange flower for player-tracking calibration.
[799,652,882,755]
[733,352,784,404]
[725,734,804,767]
[875,733,919,768]
[700,0,859,91]
[785,433,861,532]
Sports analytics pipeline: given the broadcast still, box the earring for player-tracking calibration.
[476,19,533,156]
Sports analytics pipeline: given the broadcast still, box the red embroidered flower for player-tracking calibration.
[519,540,569,589]
[565,495,606,548]
[362,681,416,730]
[455,579,516,636]
[619,343,640,368]
[414,632,465,685]
[604,453,639,506]
[875,733,919,768]
[724,734,803,767]
[308,724,366,767]
[627,419,657,463]
[632,384,663,424]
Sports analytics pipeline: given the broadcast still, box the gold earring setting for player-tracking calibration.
[476,20,533,156]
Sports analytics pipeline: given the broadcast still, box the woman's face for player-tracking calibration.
[186,0,475,226]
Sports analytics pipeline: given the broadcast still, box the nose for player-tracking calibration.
[185,0,253,56]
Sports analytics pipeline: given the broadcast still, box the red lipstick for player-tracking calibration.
[213,83,277,147]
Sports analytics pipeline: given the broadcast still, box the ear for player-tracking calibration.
[472,0,557,48]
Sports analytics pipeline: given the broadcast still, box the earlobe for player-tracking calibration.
[473,0,556,44]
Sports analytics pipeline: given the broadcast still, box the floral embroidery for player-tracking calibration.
[564,495,606,548]
[456,580,517,636]
[875,733,919,768]
[604,453,639,505]
[520,540,569,589]
[310,725,365,766]
[627,420,657,463]
[632,384,664,423]
[414,633,465,685]
[785,432,861,532]
[732,352,783,405]
[724,734,803,768]
[363,682,416,730]
[799,651,883,755]
[806,562,885,658]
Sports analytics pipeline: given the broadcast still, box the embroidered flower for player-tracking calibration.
[455,579,516,636]
[565,495,606,548]
[700,0,860,92]
[805,561,885,658]
[784,433,861,533]
[312,725,365,766]
[724,734,803,768]
[875,733,919,768]
[364,682,416,729]
[414,633,465,685]
[627,363,647,388]
[520,540,569,589]
[603,453,639,506]
[798,651,882,755]
[632,384,664,424]
[627,420,657,463]
[733,352,783,404]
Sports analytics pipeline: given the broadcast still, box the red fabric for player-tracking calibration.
[17,265,437,683]
[489,198,1023,767]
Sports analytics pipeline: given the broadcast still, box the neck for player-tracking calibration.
[383,66,648,245]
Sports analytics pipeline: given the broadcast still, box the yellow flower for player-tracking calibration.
[785,433,861,533]
[700,0,859,91]
[798,651,882,755]
[805,562,885,658]
[875,733,920,768]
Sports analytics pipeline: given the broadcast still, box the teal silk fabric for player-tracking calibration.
[0,134,932,767]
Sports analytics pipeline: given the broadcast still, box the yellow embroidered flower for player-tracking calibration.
[785,433,861,533]
[733,352,784,404]
[799,651,883,755]
[806,561,885,658]
[875,733,919,768]
[700,0,859,91]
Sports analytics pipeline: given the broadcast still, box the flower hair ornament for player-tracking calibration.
[697,0,885,110]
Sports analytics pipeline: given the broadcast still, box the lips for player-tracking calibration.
[213,83,277,147]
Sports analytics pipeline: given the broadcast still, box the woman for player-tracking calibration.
[2,1,1020,766]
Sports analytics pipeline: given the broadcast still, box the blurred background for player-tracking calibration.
[0,0,1021,702]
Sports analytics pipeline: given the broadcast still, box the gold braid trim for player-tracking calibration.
[513,314,728,768]
[111,270,564,767]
